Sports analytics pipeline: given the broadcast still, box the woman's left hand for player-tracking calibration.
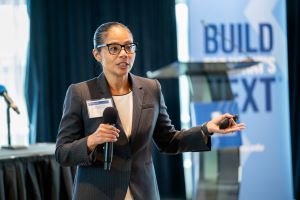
[206,113,246,134]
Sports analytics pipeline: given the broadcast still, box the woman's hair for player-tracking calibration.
[93,22,132,48]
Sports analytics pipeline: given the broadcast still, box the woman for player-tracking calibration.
[55,22,245,200]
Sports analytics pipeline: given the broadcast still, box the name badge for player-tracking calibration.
[86,98,113,118]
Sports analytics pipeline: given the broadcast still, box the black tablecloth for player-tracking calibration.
[0,143,75,200]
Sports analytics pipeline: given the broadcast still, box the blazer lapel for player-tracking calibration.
[85,72,112,101]
[129,74,144,142]
[95,73,112,99]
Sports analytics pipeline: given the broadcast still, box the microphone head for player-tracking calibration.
[0,85,6,95]
[103,107,118,124]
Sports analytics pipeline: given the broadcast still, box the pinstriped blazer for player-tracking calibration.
[55,73,211,200]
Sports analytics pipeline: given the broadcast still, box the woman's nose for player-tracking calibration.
[119,48,128,57]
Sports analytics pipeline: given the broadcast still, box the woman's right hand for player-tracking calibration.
[87,124,120,152]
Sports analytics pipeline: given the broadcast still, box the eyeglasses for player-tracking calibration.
[96,43,137,55]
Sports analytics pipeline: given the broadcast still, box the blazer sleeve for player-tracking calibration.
[55,84,92,167]
[152,80,211,154]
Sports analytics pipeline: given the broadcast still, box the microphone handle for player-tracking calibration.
[104,123,115,171]
[104,142,113,170]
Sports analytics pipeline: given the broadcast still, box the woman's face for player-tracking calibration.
[94,26,135,78]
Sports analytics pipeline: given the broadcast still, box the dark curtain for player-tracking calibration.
[25,0,185,198]
[287,0,300,199]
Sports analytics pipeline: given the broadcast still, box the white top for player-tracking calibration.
[112,91,134,200]
[112,91,133,139]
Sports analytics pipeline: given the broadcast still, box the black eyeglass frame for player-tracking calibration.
[96,43,138,55]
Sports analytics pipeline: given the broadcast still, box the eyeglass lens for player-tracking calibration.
[108,44,136,54]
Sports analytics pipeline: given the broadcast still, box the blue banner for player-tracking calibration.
[188,0,293,199]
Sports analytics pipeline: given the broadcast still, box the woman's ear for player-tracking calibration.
[92,48,102,63]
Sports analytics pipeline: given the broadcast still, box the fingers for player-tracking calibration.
[93,124,120,144]
[87,123,121,151]
[214,122,246,134]
[212,113,234,125]
[221,123,246,134]
[98,124,120,138]
[229,118,237,126]
[223,113,233,118]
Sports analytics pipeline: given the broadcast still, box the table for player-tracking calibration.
[0,143,75,200]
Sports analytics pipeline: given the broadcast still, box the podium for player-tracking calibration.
[147,61,257,200]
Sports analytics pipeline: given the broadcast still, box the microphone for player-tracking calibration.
[0,85,20,114]
[102,107,118,170]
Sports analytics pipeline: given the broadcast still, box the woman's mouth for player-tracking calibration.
[117,62,129,67]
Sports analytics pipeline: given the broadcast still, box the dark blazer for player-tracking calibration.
[55,73,211,200]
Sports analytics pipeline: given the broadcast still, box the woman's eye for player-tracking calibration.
[110,46,119,52]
